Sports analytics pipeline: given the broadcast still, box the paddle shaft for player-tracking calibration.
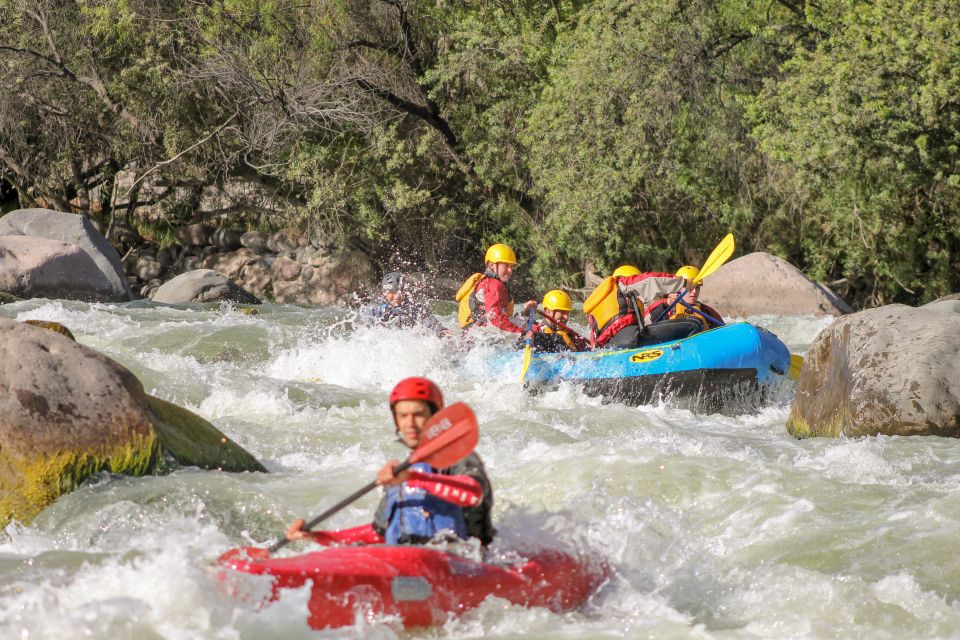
[519,308,536,383]
[678,299,724,326]
[535,309,585,340]
[268,458,416,553]
[653,288,688,323]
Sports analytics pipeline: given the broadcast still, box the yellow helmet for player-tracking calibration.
[542,289,573,312]
[675,265,700,284]
[484,243,517,265]
[612,265,641,278]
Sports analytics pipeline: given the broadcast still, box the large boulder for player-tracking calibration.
[699,252,851,317]
[0,208,133,301]
[787,301,960,438]
[151,269,261,304]
[0,318,266,526]
[0,236,121,301]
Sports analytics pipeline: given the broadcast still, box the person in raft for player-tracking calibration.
[529,289,589,353]
[455,243,537,337]
[362,271,450,337]
[285,377,495,546]
[647,265,724,332]
[583,265,703,349]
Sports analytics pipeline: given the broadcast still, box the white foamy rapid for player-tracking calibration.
[3,301,960,639]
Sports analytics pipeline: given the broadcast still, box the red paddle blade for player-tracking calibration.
[409,402,479,469]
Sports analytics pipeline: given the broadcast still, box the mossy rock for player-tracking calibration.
[0,292,20,304]
[0,432,163,526]
[21,320,76,341]
[146,395,267,472]
[0,317,266,528]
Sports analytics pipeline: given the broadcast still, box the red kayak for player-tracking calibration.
[217,544,607,629]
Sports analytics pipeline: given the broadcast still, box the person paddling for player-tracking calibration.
[456,243,536,337]
[285,377,495,546]
[647,266,724,333]
[362,272,450,337]
[529,290,589,352]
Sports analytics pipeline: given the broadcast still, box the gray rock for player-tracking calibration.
[0,236,120,301]
[135,256,162,281]
[0,208,133,301]
[157,246,180,268]
[176,223,213,247]
[273,255,302,281]
[152,269,261,304]
[266,230,300,254]
[174,255,203,274]
[240,231,267,252]
[700,252,852,317]
[210,228,244,251]
[787,302,960,438]
[297,249,374,304]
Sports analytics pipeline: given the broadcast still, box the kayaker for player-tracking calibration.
[362,271,450,337]
[530,290,589,352]
[285,377,495,546]
[455,243,537,336]
[583,265,689,348]
[647,265,724,332]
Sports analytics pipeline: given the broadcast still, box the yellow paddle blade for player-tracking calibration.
[519,345,532,383]
[695,233,735,284]
[789,353,804,380]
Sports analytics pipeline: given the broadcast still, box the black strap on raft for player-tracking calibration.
[627,291,645,331]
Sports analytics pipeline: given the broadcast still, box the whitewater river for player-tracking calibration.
[3,299,960,639]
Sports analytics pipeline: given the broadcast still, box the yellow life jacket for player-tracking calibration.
[673,303,709,331]
[456,272,515,328]
[541,325,576,350]
[456,273,484,328]
[583,276,628,333]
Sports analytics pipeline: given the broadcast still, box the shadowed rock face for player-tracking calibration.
[0,208,133,301]
[0,318,266,526]
[700,252,852,317]
[787,301,960,438]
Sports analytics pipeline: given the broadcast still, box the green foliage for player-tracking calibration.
[1,0,958,305]
[746,0,960,304]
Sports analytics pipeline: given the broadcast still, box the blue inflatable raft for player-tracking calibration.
[501,322,791,410]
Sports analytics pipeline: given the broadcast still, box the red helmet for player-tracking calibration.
[389,377,444,413]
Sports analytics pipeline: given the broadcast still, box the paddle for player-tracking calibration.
[677,299,724,326]
[519,307,536,383]
[268,402,479,553]
[535,309,586,341]
[655,233,735,323]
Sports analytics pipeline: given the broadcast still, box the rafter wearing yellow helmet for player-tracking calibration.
[532,289,587,352]
[647,265,724,330]
[455,243,536,332]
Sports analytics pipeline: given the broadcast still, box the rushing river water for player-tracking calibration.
[3,299,960,639]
